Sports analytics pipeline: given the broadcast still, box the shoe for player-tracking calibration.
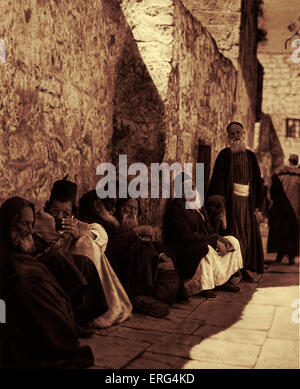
[275,254,283,263]
[288,257,295,265]
[233,270,242,278]
[241,269,256,283]
[229,272,242,285]
[196,290,217,298]
[218,282,240,293]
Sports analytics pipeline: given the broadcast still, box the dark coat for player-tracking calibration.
[267,166,300,256]
[163,198,219,281]
[207,148,264,227]
[0,196,106,368]
[207,147,265,273]
[2,252,94,369]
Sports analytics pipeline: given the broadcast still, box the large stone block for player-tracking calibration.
[0,0,130,205]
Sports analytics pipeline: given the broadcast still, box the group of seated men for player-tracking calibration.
[0,176,247,369]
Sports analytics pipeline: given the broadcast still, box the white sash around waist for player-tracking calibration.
[233,183,249,197]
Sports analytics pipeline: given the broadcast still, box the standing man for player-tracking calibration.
[267,154,300,264]
[207,121,264,281]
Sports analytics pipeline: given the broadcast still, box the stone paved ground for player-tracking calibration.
[81,226,300,370]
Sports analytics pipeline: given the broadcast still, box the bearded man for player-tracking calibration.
[0,196,96,368]
[267,154,300,265]
[207,121,264,280]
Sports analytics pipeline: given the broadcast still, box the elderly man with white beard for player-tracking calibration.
[0,196,109,369]
[207,121,265,281]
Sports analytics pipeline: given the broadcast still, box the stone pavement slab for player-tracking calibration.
[167,306,197,319]
[186,300,246,327]
[119,312,203,335]
[181,360,245,369]
[85,254,299,370]
[213,282,258,303]
[259,271,299,288]
[107,326,204,346]
[266,262,300,274]
[125,352,188,369]
[231,303,275,331]
[147,338,261,367]
[255,339,300,369]
[186,299,275,331]
[194,325,267,346]
[249,285,299,306]
[172,297,206,310]
[268,306,299,341]
[80,336,150,369]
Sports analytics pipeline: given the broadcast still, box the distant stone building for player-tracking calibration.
[257,52,300,185]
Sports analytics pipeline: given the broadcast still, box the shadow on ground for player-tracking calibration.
[81,227,299,369]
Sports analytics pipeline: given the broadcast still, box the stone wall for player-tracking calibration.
[121,0,239,170]
[165,0,237,168]
[181,0,262,147]
[258,53,300,168]
[112,26,166,168]
[181,0,242,63]
[120,0,239,229]
[0,0,133,207]
[0,0,261,232]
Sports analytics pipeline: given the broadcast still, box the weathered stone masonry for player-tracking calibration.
[120,0,261,228]
[257,53,300,185]
[0,0,135,207]
[0,0,261,230]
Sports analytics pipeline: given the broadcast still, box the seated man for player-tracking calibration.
[0,196,96,369]
[36,180,132,329]
[205,195,231,235]
[34,179,101,258]
[164,173,244,298]
[79,191,181,317]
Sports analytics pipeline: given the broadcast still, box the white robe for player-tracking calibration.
[184,236,243,296]
[34,210,132,328]
[66,223,133,328]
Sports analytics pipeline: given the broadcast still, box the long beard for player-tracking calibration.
[229,138,246,153]
[10,231,36,254]
[185,190,202,209]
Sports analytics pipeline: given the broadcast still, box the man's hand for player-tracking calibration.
[96,201,120,228]
[158,253,175,271]
[221,237,235,252]
[62,218,88,239]
[216,239,227,256]
[132,224,154,239]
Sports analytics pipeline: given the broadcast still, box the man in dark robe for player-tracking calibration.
[34,179,109,324]
[164,173,243,297]
[207,121,265,279]
[0,196,106,368]
[267,154,300,264]
[79,191,181,317]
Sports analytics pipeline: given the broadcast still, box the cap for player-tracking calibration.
[49,179,77,204]
[288,154,298,164]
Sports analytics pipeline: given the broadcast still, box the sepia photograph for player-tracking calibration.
[0,0,299,376]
